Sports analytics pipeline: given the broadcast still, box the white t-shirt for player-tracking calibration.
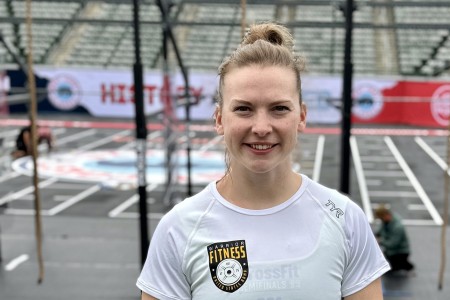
[137,175,390,299]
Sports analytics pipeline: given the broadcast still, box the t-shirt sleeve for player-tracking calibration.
[136,209,191,300]
[341,201,391,297]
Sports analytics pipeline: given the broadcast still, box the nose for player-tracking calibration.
[252,112,272,136]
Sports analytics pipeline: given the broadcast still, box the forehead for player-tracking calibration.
[222,65,298,100]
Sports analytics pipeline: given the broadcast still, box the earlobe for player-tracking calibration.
[214,110,224,135]
[297,103,307,132]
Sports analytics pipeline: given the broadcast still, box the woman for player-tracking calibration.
[137,22,390,299]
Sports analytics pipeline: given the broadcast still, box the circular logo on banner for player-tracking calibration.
[431,85,450,126]
[352,84,384,120]
[48,74,81,110]
[11,149,225,189]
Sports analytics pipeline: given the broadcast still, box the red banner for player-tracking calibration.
[352,80,450,128]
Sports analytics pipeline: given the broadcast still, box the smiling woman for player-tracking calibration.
[136,22,390,300]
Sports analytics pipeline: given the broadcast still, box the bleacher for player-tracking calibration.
[0,0,449,77]
[1,0,82,64]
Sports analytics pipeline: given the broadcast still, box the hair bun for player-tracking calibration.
[242,23,294,52]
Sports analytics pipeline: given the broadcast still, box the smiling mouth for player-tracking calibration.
[249,144,274,150]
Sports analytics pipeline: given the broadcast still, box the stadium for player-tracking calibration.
[0,0,450,299]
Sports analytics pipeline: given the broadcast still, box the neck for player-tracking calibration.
[217,170,302,210]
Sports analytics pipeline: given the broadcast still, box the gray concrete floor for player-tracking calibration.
[1,216,450,299]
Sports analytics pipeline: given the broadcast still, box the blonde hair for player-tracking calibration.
[217,22,306,108]
[215,22,306,177]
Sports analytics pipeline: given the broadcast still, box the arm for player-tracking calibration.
[142,291,158,300]
[344,278,383,300]
[22,130,32,154]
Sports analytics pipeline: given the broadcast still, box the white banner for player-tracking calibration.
[36,67,218,119]
[35,67,397,123]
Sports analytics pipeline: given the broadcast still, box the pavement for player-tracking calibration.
[1,215,449,300]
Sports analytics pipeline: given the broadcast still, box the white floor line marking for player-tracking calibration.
[78,130,131,151]
[108,194,138,218]
[108,183,158,218]
[360,156,396,162]
[364,170,405,177]
[312,135,325,182]
[198,135,223,155]
[350,136,373,222]
[371,202,391,209]
[395,180,412,186]
[0,128,19,139]
[54,128,97,145]
[0,171,21,183]
[0,177,58,206]
[408,204,427,210]
[369,191,419,198]
[117,130,162,150]
[117,141,135,150]
[366,179,382,186]
[53,195,74,202]
[47,185,101,216]
[5,208,48,215]
[402,219,438,226]
[5,254,29,271]
[415,136,448,171]
[384,136,443,225]
[113,212,165,220]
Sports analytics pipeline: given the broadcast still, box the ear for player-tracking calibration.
[214,106,224,135]
[297,103,307,133]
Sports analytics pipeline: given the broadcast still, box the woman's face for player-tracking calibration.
[215,65,306,175]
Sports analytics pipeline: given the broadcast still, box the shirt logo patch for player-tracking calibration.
[207,240,249,293]
[325,199,344,218]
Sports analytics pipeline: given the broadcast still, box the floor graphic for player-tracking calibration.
[12,149,226,186]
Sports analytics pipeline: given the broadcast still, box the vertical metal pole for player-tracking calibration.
[438,117,450,290]
[157,0,192,196]
[133,0,149,267]
[339,0,354,194]
[241,0,247,39]
[161,4,172,188]
[26,0,44,284]
[185,77,192,196]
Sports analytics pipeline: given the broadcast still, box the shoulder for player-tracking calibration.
[302,176,369,233]
[303,178,353,222]
[157,182,216,233]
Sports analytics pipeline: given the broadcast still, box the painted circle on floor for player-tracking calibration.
[12,149,226,186]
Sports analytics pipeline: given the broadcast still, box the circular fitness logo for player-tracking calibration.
[431,85,450,126]
[48,74,81,110]
[216,259,244,286]
[352,84,384,120]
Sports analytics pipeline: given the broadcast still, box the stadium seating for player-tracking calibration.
[0,0,449,77]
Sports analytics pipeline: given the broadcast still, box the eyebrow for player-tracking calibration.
[230,99,293,105]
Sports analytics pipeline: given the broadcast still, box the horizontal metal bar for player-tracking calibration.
[1,17,449,31]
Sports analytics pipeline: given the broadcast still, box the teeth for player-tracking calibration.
[251,144,272,150]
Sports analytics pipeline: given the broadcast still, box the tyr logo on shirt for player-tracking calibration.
[207,240,249,293]
[325,199,344,218]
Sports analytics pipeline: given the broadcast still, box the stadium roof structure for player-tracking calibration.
[0,0,450,77]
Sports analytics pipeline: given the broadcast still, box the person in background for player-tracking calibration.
[137,22,390,300]
[11,125,53,159]
[375,205,415,275]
